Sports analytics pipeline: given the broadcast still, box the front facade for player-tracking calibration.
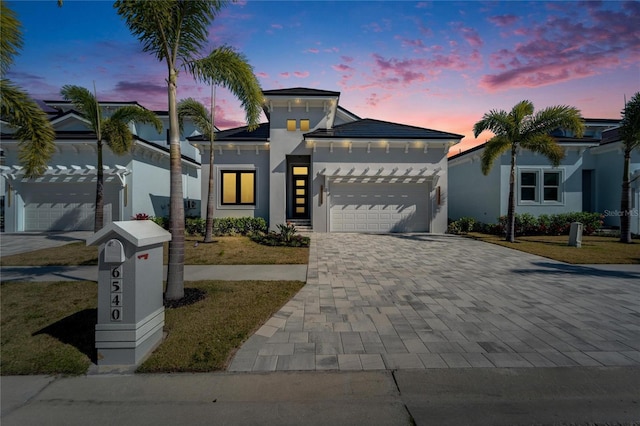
[1,101,201,232]
[191,88,462,233]
[448,119,640,234]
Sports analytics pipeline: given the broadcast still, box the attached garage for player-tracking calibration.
[329,182,430,233]
[23,183,95,231]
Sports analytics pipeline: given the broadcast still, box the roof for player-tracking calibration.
[601,127,621,145]
[188,123,270,142]
[262,87,340,97]
[304,118,464,140]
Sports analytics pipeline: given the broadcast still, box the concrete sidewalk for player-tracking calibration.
[2,368,639,425]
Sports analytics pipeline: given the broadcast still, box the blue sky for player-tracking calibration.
[7,0,640,153]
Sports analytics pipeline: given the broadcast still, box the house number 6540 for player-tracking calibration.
[110,266,123,322]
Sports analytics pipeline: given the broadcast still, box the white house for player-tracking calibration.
[189,87,463,233]
[1,101,201,232]
[448,119,640,234]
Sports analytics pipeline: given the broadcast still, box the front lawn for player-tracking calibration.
[1,280,304,375]
[0,236,309,266]
[467,233,640,264]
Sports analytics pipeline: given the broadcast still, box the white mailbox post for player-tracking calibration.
[87,220,171,367]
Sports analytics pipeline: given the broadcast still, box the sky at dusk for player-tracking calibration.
[6,0,640,154]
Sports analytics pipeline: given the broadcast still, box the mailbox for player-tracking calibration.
[87,220,171,367]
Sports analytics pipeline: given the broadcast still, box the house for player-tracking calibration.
[0,101,202,232]
[448,119,640,234]
[189,87,463,233]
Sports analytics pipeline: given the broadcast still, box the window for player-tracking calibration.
[300,119,310,131]
[543,171,561,202]
[518,169,563,204]
[520,171,538,202]
[286,119,296,131]
[221,170,256,205]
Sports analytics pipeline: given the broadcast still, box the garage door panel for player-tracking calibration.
[330,183,429,233]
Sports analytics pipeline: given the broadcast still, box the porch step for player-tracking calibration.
[287,219,312,233]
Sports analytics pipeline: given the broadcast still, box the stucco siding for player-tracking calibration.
[449,153,501,223]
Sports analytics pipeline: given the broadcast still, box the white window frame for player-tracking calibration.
[517,168,564,206]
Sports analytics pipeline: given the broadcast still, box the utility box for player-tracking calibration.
[568,222,583,248]
[86,220,171,367]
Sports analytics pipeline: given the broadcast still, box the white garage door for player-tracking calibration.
[330,182,430,232]
[24,183,95,231]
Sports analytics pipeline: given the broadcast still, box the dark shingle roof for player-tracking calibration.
[304,118,463,140]
[262,87,340,97]
[601,127,621,145]
[188,123,270,142]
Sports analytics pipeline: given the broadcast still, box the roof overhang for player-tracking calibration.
[319,165,443,185]
[1,164,131,185]
[305,138,458,154]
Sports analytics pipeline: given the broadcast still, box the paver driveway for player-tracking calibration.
[229,233,640,372]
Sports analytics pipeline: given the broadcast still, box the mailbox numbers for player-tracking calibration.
[110,266,123,321]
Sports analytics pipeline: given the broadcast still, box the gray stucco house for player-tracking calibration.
[189,87,463,233]
[448,119,640,234]
[1,101,202,232]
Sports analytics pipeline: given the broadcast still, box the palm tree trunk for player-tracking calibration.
[620,149,632,243]
[165,68,185,301]
[506,148,517,243]
[203,144,215,242]
[94,139,104,232]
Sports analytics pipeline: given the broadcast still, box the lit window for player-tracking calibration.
[221,170,256,205]
[287,119,296,131]
[520,171,538,202]
[300,119,310,131]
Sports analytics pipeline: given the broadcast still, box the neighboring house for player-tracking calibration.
[0,101,201,232]
[189,87,462,233]
[448,119,640,234]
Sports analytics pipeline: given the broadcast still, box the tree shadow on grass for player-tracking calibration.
[33,309,97,364]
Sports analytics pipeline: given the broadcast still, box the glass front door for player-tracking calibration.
[291,165,310,219]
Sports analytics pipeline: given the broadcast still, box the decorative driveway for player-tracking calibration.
[229,233,640,371]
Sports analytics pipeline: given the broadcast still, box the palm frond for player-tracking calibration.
[102,118,133,155]
[60,85,100,132]
[473,109,510,138]
[509,100,534,128]
[480,135,511,175]
[0,1,23,77]
[187,46,263,130]
[0,79,55,177]
[521,134,565,167]
[525,105,584,138]
[114,0,225,65]
[620,92,640,151]
[111,105,163,133]
[177,98,212,137]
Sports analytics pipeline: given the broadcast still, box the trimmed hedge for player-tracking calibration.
[448,212,604,236]
[147,216,267,237]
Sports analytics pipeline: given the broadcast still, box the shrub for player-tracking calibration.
[447,217,476,235]
[150,216,169,230]
[148,216,267,236]
[133,213,150,220]
[488,212,604,237]
[250,222,310,247]
[185,217,205,236]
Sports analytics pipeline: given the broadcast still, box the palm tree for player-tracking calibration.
[473,100,584,243]
[60,85,162,231]
[0,1,55,178]
[177,97,217,243]
[619,92,640,244]
[115,0,263,301]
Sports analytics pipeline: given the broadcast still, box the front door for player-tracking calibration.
[289,160,310,220]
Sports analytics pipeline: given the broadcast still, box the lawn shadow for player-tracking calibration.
[512,261,640,280]
[33,308,97,363]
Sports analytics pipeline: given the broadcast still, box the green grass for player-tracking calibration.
[1,280,304,375]
[467,233,640,264]
[0,236,309,266]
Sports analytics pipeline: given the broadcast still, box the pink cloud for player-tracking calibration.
[488,14,519,27]
[280,72,290,78]
[332,64,354,73]
[293,71,310,78]
[305,48,319,54]
[256,72,269,79]
[271,23,283,30]
[454,23,483,48]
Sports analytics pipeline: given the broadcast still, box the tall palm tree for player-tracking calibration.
[115,0,263,301]
[0,0,55,178]
[177,97,217,243]
[61,85,162,231]
[473,100,584,243]
[619,92,640,244]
